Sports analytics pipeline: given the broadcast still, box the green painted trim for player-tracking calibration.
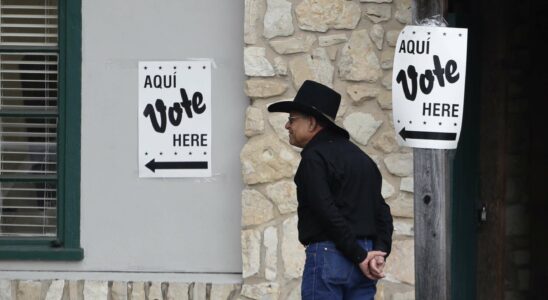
[0,246,83,261]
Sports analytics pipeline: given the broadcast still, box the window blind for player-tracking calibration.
[0,0,58,237]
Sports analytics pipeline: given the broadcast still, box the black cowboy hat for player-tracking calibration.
[267,80,349,138]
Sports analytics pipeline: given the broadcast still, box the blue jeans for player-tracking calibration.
[301,239,377,300]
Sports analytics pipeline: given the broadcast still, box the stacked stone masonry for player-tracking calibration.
[242,0,415,299]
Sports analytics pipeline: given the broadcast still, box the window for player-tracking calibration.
[0,0,82,260]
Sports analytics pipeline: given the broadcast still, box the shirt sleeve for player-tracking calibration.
[298,157,368,264]
[373,167,394,257]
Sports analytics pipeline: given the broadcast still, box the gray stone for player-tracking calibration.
[263,0,294,39]
[400,177,413,192]
[382,179,395,199]
[244,0,265,45]
[395,0,412,24]
[295,0,360,32]
[191,283,207,300]
[506,204,529,236]
[393,218,414,236]
[244,47,275,77]
[343,112,383,146]
[240,282,280,300]
[372,131,399,154]
[289,48,334,89]
[338,29,382,82]
[377,90,392,109]
[381,48,395,69]
[319,34,348,47]
[242,189,274,226]
[386,30,400,47]
[388,192,414,218]
[210,284,236,300]
[282,215,306,279]
[245,106,264,137]
[326,46,339,61]
[346,84,379,104]
[16,281,42,300]
[68,281,84,300]
[363,4,391,23]
[269,35,316,55]
[148,282,163,300]
[130,282,146,300]
[166,283,189,300]
[110,282,128,300]
[240,134,299,184]
[393,290,416,300]
[376,281,414,300]
[286,283,301,300]
[0,280,11,300]
[242,229,261,278]
[384,153,413,176]
[370,24,385,50]
[45,280,64,300]
[268,111,291,145]
[264,226,278,281]
[266,180,298,214]
[382,71,392,90]
[83,281,108,300]
[244,79,288,98]
[273,57,288,76]
[384,238,415,284]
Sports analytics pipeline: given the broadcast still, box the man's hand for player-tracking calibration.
[358,251,386,280]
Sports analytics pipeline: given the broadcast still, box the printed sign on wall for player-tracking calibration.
[139,61,211,177]
[392,26,468,149]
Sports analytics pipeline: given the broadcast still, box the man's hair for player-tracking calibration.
[300,112,330,129]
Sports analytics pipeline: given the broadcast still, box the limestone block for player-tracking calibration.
[393,218,414,236]
[242,229,262,278]
[338,29,382,82]
[382,71,392,90]
[17,281,42,300]
[386,30,401,47]
[282,215,305,279]
[130,282,146,300]
[245,106,264,137]
[244,79,288,99]
[244,0,265,44]
[384,153,413,176]
[273,57,288,76]
[210,284,236,300]
[269,35,316,55]
[110,282,128,300]
[166,283,189,300]
[363,4,391,23]
[263,0,294,39]
[286,283,301,300]
[295,0,360,32]
[370,24,385,50]
[376,280,414,300]
[388,192,414,218]
[381,179,395,199]
[384,239,415,284]
[264,226,278,280]
[377,90,392,109]
[68,281,84,300]
[360,0,392,2]
[45,280,64,300]
[346,84,379,104]
[242,189,274,226]
[395,0,412,24]
[191,283,206,300]
[372,131,399,154]
[0,280,11,300]
[244,47,275,77]
[83,281,108,300]
[148,282,162,300]
[319,34,348,47]
[289,48,334,89]
[240,135,299,184]
[240,282,280,300]
[381,48,395,69]
[343,112,383,146]
[266,180,298,214]
[400,177,413,192]
[268,112,290,144]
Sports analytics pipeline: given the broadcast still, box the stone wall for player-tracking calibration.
[241,0,415,299]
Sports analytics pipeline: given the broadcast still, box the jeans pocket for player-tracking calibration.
[321,248,354,284]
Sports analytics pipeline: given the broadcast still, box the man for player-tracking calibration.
[268,80,393,300]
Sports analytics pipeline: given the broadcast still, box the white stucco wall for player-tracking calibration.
[0,0,244,281]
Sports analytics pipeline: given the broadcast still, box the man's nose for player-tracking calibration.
[285,121,290,129]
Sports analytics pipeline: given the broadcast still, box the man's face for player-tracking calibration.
[285,111,315,148]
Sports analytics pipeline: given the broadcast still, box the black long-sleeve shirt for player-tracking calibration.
[294,129,393,264]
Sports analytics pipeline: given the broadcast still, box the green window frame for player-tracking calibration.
[0,0,82,260]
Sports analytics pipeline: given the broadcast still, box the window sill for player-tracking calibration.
[0,246,84,261]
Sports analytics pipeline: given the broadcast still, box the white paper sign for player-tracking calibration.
[392,26,468,149]
[139,61,211,177]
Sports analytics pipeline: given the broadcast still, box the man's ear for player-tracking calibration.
[308,116,317,131]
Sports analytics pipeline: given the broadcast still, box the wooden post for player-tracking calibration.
[412,1,452,299]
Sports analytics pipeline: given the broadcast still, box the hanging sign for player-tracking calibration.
[392,26,468,149]
[139,61,211,177]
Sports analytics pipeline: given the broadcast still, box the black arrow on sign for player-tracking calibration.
[399,127,457,141]
[145,159,208,172]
